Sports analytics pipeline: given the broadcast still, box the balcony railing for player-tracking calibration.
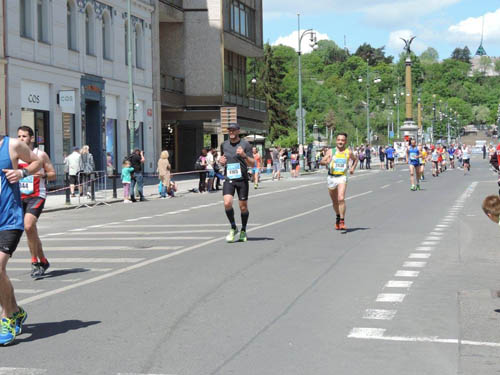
[224,93,266,112]
[161,74,185,94]
[159,0,183,9]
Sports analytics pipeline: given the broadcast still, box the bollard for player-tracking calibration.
[112,169,117,198]
[91,173,96,201]
[65,173,71,205]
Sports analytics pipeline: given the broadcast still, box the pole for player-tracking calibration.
[397,77,400,139]
[127,0,135,154]
[297,14,302,147]
[366,60,370,145]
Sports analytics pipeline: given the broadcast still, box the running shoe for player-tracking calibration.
[416,184,421,191]
[12,307,27,335]
[239,230,248,242]
[226,228,239,243]
[0,318,16,346]
[410,185,416,191]
[335,216,341,230]
[339,219,346,231]
[30,262,40,278]
[33,261,50,277]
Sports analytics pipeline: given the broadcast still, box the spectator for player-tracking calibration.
[272,146,281,181]
[482,144,487,159]
[80,145,95,198]
[482,195,500,226]
[213,149,224,191]
[290,147,299,177]
[129,148,146,202]
[196,148,208,193]
[358,146,365,169]
[379,146,385,170]
[365,144,371,169]
[106,152,114,176]
[206,148,215,192]
[121,160,134,203]
[157,150,172,199]
[65,147,82,197]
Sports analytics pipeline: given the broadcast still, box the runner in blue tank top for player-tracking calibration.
[406,138,421,191]
[0,135,41,345]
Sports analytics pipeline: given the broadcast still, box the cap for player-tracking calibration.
[73,146,80,151]
[228,123,240,130]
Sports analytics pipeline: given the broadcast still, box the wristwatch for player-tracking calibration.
[21,168,29,178]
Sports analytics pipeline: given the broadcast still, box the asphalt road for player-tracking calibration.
[2,156,500,375]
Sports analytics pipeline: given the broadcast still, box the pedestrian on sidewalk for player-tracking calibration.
[157,150,171,199]
[80,145,95,198]
[213,149,224,190]
[206,148,215,192]
[121,160,134,203]
[196,148,208,193]
[129,149,146,202]
[365,144,371,169]
[65,147,82,197]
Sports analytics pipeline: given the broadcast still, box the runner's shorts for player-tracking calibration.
[223,179,249,201]
[463,159,470,165]
[22,197,46,219]
[327,175,347,190]
[0,230,23,256]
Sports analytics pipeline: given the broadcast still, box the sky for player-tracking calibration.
[264,0,500,59]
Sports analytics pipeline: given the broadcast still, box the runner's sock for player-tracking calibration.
[225,208,237,230]
[241,211,249,231]
[40,257,48,265]
[31,257,38,263]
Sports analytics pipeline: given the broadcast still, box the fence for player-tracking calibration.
[75,170,110,208]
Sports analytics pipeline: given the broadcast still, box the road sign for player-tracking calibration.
[389,131,394,138]
[220,107,237,134]
[295,108,307,119]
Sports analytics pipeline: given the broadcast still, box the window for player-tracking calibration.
[224,50,247,97]
[102,12,111,60]
[85,6,95,55]
[37,0,49,43]
[20,0,33,38]
[228,1,255,41]
[67,1,77,50]
[135,24,144,69]
[125,20,129,65]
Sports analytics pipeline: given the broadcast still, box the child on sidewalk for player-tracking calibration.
[121,160,135,203]
[482,195,500,226]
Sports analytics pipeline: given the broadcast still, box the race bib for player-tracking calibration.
[227,163,242,180]
[410,154,418,160]
[20,176,34,195]
[331,157,347,174]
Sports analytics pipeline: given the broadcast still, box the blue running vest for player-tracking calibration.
[0,137,24,231]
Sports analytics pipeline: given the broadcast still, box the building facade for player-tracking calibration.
[5,0,155,172]
[154,0,266,172]
[0,0,6,135]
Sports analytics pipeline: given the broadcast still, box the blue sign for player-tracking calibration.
[389,131,394,138]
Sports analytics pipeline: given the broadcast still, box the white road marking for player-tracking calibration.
[37,237,213,241]
[428,232,443,236]
[70,231,227,235]
[42,232,65,236]
[380,184,391,189]
[409,253,431,259]
[7,267,112,272]
[415,246,433,251]
[395,270,419,277]
[68,228,88,232]
[436,224,450,228]
[348,328,500,347]
[403,261,427,268]
[363,309,397,320]
[376,293,406,302]
[0,368,47,375]
[9,258,144,263]
[104,224,261,228]
[17,191,374,306]
[421,241,438,246]
[425,237,441,241]
[385,280,413,288]
[15,246,183,252]
[87,224,107,228]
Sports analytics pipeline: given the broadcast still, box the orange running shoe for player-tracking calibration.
[335,216,341,230]
[339,219,346,230]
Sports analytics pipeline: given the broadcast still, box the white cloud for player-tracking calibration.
[272,30,331,53]
[448,8,500,46]
[387,30,427,54]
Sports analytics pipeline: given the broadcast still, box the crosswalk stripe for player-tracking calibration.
[16,289,44,294]
[9,258,144,263]
[64,231,226,235]
[102,224,261,228]
[31,237,213,241]
[15,246,183,252]
[0,368,47,375]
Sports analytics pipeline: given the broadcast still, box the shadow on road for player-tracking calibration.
[342,228,369,233]
[16,320,101,343]
[248,237,274,241]
[35,268,91,280]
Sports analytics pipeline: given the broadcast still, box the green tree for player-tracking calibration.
[355,43,393,66]
[451,47,471,63]
[420,47,439,64]
[472,105,490,124]
[479,56,492,74]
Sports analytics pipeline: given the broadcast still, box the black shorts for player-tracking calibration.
[0,230,23,256]
[69,175,78,185]
[463,159,470,165]
[22,197,46,219]
[223,179,249,201]
[387,157,394,161]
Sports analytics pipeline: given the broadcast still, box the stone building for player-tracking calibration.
[153,0,267,171]
[4,0,155,172]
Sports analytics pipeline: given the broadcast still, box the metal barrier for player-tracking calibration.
[76,170,110,208]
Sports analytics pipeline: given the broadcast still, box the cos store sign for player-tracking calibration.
[21,80,50,111]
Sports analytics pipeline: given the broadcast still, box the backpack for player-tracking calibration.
[194,156,205,170]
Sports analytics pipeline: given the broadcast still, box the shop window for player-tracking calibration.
[124,20,129,65]
[20,0,33,38]
[67,0,77,50]
[135,24,144,69]
[85,6,95,55]
[102,11,112,60]
[37,0,50,43]
[62,112,75,156]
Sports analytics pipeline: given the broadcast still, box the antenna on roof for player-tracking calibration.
[475,15,487,56]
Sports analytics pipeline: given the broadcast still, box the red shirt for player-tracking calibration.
[496,144,500,166]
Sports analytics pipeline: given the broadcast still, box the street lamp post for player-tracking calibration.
[127,0,135,154]
[432,95,436,144]
[358,61,380,145]
[296,13,318,154]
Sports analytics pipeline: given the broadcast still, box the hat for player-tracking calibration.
[73,146,80,151]
[228,123,240,130]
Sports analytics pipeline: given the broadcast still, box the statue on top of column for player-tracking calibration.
[400,36,416,56]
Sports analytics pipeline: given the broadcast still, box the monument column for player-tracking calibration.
[399,38,418,141]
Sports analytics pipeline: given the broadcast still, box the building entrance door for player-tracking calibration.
[85,100,103,171]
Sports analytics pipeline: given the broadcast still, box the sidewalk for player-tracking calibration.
[43,169,320,212]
